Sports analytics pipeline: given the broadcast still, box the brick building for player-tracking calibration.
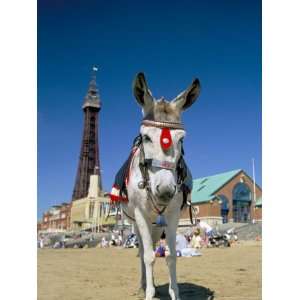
[40,202,71,232]
[180,169,262,226]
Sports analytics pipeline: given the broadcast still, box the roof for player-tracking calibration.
[255,196,262,206]
[191,169,242,204]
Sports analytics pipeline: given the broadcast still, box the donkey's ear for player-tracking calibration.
[133,72,154,109]
[171,78,201,111]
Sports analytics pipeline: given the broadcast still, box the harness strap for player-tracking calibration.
[139,141,167,215]
[142,119,184,130]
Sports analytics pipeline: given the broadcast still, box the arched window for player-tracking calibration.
[233,183,251,202]
[218,195,229,223]
[232,183,252,223]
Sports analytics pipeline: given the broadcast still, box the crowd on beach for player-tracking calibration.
[37,229,125,249]
[37,219,215,254]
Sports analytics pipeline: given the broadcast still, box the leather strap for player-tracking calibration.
[142,119,184,130]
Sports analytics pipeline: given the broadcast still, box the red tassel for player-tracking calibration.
[160,128,172,151]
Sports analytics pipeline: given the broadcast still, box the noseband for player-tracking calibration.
[137,120,188,226]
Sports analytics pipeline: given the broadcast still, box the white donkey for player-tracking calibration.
[118,73,200,300]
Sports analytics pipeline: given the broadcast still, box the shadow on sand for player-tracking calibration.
[155,283,214,300]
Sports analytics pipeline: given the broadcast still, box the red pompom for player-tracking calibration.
[160,128,172,150]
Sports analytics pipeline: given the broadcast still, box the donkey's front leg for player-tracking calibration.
[135,224,146,293]
[165,218,181,300]
[135,208,155,300]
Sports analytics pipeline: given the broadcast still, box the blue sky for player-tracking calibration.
[38,0,261,218]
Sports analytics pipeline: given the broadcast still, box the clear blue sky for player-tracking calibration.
[38,0,261,218]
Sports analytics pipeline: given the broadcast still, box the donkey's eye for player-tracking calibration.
[143,135,152,143]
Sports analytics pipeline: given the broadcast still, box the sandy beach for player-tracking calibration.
[38,241,261,300]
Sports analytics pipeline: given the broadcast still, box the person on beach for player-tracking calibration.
[101,237,108,248]
[196,220,213,246]
[39,236,44,249]
[176,234,189,256]
[191,229,202,249]
[155,232,167,257]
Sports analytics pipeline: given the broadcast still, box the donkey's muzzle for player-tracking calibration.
[155,184,176,201]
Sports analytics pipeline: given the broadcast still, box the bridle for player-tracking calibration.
[119,119,194,226]
[135,120,189,226]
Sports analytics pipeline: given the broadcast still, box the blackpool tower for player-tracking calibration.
[72,67,102,200]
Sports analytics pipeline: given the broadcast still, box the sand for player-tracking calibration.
[38,241,261,300]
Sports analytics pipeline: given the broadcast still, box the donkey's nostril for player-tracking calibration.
[170,187,176,198]
[156,185,160,193]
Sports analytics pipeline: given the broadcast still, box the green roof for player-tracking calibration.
[255,196,262,206]
[191,169,242,204]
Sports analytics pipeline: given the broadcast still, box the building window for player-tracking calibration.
[218,195,229,223]
[232,183,252,223]
[89,202,95,219]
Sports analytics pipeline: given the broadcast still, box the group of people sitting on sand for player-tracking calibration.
[155,220,213,257]
[99,231,123,248]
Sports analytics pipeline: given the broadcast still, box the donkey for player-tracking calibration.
[117,73,200,300]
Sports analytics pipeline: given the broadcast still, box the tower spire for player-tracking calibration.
[82,66,101,109]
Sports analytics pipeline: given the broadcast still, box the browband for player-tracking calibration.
[142,119,184,130]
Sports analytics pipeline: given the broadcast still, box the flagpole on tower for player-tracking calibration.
[91,65,98,80]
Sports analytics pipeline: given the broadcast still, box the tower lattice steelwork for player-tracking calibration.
[72,68,102,200]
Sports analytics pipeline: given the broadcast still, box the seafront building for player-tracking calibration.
[39,203,71,232]
[38,173,115,233]
[38,168,262,232]
[180,169,262,226]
